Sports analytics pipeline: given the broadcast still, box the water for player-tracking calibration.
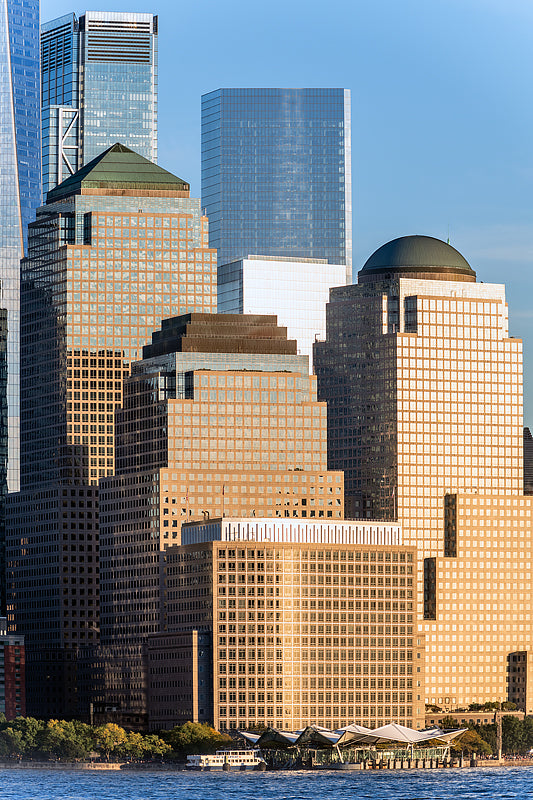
[2,767,533,800]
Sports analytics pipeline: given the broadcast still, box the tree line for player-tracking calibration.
[0,718,230,762]
[442,715,533,756]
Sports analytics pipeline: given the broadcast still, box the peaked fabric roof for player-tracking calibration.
[239,723,466,750]
[46,143,189,203]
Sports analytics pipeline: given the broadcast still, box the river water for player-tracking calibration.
[2,766,533,800]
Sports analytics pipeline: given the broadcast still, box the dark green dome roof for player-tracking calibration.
[359,235,475,282]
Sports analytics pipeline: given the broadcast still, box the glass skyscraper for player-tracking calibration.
[202,88,352,280]
[41,11,158,198]
[0,0,41,493]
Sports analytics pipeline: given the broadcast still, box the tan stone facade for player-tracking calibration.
[423,493,533,712]
[8,146,217,718]
[315,238,529,712]
[154,526,424,731]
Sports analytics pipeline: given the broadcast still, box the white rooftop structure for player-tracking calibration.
[217,256,347,370]
[181,517,403,546]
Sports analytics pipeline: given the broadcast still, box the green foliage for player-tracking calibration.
[0,717,46,757]
[503,715,526,754]
[116,731,146,760]
[38,720,94,760]
[0,716,172,762]
[142,734,171,760]
[452,728,492,756]
[0,728,27,757]
[471,723,497,753]
[467,701,516,712]
[94,723,128,760]
[163,722,232,757]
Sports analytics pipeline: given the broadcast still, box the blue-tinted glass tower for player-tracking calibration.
[0,0,41,493]
[41,11,158,197]
[202,88,352,281]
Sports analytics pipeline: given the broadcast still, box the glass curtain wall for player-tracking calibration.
[202,88,351,279]
[0,0,40,493]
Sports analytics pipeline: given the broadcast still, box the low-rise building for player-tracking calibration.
[148,518,424,732]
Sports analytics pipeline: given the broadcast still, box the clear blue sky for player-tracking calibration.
[42,0,533,423]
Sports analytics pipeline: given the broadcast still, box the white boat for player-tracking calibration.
[187,748,267,771]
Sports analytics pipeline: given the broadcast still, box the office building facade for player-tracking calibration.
[95,314,344,722]
[315,235,522,556]
[149,518,422,732]
[0,618,25,719]
[0,0,41,493]
[202,88,352,278]
[41,11,158,197]
[7,144,216,717]
[315,235,533,710]
[218,256,347,369]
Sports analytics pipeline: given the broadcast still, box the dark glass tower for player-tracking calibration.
[41,11,158,198]
[0,0,40,493]
[202,88,352,280]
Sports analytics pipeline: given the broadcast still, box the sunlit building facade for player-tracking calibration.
[0,618,25,720]
[202,88,352,278]
[41,11,158,197]
[149,518,423,732]
[315,234,533,711]
[7,144,216,718]
[95,314,344,723]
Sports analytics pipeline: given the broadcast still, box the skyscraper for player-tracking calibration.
[0,0,41,493]
[315,235,522,544]
[7,143,216,718]
[41,11,158,197]
[202,88,352,279]
[315,235,533,711]
[92,313,343,725]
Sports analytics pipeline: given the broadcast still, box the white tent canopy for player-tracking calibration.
[239,723,466,750]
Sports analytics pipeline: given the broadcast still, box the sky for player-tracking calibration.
[42,0,533,422]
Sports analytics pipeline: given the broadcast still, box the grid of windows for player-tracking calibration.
[315,242,530,715]
[41,11,157,196]
[202,88,351,273]
[160,542,422,732]
[0,0,41,492]
[8,155,214,718]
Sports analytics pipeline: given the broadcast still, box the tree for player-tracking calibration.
[451,728,492,756]
[503,715,525,755]
[0,717,47,758]
[116,732,146,761]
[94,723,127,761]
[0,727,26,757]
[163,722,232,757]
[523,715,533,752]
[439,715,460,729]
[142,734,171,760]
[38,720,94,760]
[9,717,45,755]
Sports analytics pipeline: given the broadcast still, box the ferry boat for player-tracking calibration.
[187,748,267,771]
